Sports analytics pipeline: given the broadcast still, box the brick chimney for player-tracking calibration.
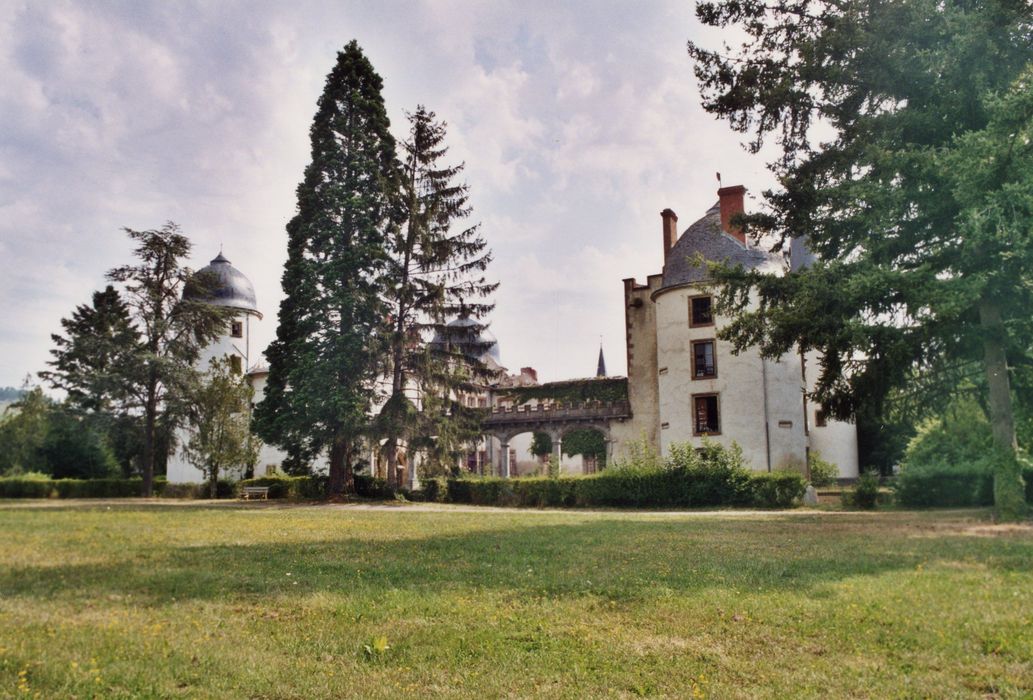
[661,208,678,260]
[520,366,538,383]
[718,185,747,244]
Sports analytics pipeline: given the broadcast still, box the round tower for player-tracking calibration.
[183,252,262,373]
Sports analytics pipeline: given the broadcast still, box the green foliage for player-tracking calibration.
[39,285,140,416]
[0,387,52,474]
[808,452,839,487]
[182,358,258,498]
[379,106,497,486]
[255,41,398,495]
[0,390,118,479]
[105,223,232,495]
[530,431,552,457]
[237,476,325,500]
[689,0,1033,519]
[844,472,882,510]
[39,408,119,479]
[499,377,628,405]
[546,454,561,479]
[900,397,994,474]
[444,441,805,509]
[0,477,146,498]
[561,428,607,468]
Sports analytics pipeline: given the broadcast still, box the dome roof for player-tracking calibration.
[184,252,261,316]
[429,313,501,363]
[659,202,782,294]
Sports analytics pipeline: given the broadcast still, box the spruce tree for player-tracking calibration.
[378,107,497,486]
[688,0,1033,519]
[254,41,399,495]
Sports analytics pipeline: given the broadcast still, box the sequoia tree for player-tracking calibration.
[254,41,398,496]
[688,0,1033,519]
[378,107,497,487]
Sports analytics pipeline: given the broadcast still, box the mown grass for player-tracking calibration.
[0,502,1030,698]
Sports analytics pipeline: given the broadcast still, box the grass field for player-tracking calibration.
[0,502,1031,698]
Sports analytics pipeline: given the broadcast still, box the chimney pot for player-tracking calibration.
[717,185,747,244]
[661,208,679,260]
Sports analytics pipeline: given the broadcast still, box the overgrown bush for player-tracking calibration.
[354,474,393,499]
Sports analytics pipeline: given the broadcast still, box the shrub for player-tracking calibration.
[808,452,839,487]
[419,477,448,503]
[238,475,324,500]
[354,474,393,499]
[844,471,881,510]
[0,477,145,498]
[750,472,807,508]
[444,440,803,510]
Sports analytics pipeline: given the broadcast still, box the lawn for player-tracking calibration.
[0,502,1030,698]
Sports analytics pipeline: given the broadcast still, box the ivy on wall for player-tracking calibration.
[498,377,628,404]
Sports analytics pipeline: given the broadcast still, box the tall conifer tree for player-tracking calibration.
[254,41,398,495]
[378,107,497,486]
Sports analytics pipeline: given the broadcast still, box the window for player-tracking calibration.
[690,296,713,327]
[230,355,242,374]
[692,340,717,378]
[231,320,243,338]
[815,409,827,428]
[693,394,720,435]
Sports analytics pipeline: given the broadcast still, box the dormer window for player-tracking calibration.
[231,321,243,338]
[690,296,713,327]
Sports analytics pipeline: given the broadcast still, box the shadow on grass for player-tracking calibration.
[2,513,1031,606]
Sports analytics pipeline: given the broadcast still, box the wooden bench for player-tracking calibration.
[241,486,270,500]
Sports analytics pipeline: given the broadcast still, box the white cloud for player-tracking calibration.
[0,0,779,389]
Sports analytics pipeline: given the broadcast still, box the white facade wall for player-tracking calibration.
[654,286,771,469]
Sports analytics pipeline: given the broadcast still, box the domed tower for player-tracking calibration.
[183,252,262,374]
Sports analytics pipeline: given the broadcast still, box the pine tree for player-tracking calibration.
[253,41,399,496]
[378,106,497,486]
[40,285,140,415]
[107,223,231,495]
[688,0,1033,519]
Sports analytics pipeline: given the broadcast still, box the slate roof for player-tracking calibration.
[659,202,782,292]
[184,252,261,315]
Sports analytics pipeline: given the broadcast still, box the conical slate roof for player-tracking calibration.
[184,252,260,315]
[659,202,782,292]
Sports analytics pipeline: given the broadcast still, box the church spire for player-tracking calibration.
[596,343,607,377]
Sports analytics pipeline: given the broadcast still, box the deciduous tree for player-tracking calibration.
[182,358,258,498]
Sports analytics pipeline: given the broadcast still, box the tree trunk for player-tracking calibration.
[328,437,346,498]
[209,469,218,499]
[142,379,157,497]
[979,298,1028,521]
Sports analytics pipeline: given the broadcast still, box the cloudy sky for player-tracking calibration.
[0,0,776,389]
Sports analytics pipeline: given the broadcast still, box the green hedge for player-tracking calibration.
[444,468,805,510]
[0,477,145,498]
[894,467,1033,507]
[238,476,325,500]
